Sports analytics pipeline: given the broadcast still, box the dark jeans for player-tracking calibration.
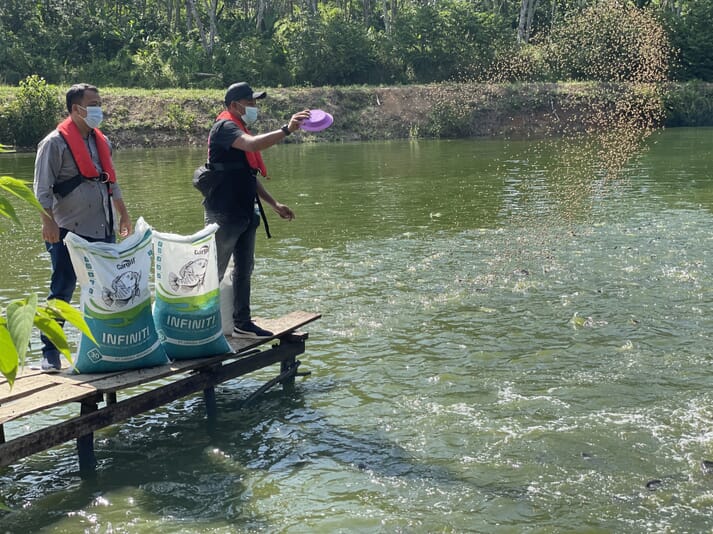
[41,228,115,356]
[205,210,260,326]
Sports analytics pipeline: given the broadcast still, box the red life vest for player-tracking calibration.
[215,110,268,177]
[56,116,116,183]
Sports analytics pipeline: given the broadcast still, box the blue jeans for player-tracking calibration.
[205,211,260,326]
[41,228,115,356]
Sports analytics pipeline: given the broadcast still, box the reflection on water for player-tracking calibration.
[1,128,713,532]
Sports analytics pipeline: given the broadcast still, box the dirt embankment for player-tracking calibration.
[20,82,713,149]
[96,83,637,149]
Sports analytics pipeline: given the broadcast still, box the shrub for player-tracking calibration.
[130,42,178,88]
[217,34,291,87]
[0,75,63,148]
[275,7,378,86]
[664,81,713,126]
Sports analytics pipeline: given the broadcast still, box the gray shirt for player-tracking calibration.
[34,129,124,239]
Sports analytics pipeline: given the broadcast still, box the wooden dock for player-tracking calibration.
[0,310,320,472]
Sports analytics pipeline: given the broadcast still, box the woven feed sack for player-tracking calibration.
[65,217,170,373]
[152,224,231,359]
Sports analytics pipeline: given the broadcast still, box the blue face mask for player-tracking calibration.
[79,105,103,129]
[241,106,258,125]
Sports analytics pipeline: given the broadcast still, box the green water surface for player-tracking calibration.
[1,128,713,532]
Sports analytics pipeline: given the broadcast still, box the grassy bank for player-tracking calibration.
[1,82,712,149]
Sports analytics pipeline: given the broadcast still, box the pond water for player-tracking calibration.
[1,128,713,532]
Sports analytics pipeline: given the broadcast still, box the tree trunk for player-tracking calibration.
[525,0,536,41]
[186,0,210,52]
[517,0,537,44]
[256,0,265,31]
[166,0,174,30]
[362,0,370,25]
[206,0,218,53]
[382,0,391,34]
[185,0,193,33]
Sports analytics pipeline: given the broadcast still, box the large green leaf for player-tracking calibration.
[6,294,38,370]
[0,176,46,215]
[0,326,19,386]
[45,299,97,345]
[0,195,20,224]
[34,307,71,360]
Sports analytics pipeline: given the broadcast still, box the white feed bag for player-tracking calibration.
[152,224,231,359]
[219,260,234,336]
[65,217,170,373]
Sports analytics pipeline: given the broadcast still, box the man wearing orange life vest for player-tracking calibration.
[33,83,132,372]
[204,82,309,339]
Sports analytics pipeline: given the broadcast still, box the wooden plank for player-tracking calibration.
[73,357,228,393]
[0,357,243,425]
[0,366,126,389]
[0,367,43,384]
[64,311,321,393]
[252,311,322,340]
[0,311,320,415]
[0,311,318,386]
[0,374,68,404]
[0,311,320,433]
[0,340,305,467]
[0,382,100,425]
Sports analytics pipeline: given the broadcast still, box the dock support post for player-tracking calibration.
[281,333,310,391]
[203,386,217,420]
[201,364,220,421]
[280,358,297,392]
[77,395,101,475]
[0,424,5,444]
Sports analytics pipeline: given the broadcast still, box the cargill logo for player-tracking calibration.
[117,258,135,270]
[195,245,210,255]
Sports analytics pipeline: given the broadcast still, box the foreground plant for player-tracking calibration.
[0,171,96,386]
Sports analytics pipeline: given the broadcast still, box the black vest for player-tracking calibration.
[205,119,257,220]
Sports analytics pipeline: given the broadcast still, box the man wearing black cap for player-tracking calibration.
[204,82,309,339]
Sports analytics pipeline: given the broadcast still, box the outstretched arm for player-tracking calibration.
[231,109,310,152]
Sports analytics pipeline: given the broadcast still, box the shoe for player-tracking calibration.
[41,352,62,373]
[232,321,274,339]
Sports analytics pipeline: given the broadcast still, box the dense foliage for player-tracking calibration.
[0,0,710,89]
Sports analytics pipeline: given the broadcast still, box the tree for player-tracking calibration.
[665,0,713,80]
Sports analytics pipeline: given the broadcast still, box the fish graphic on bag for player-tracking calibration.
[168,258,208,292]
[102,271,141,307]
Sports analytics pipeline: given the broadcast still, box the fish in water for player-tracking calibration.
[645,479,663,491]
[169,258,208,292]
[701,460,713,474]
[102,271,141,307]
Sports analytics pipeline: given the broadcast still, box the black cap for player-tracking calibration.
[224,82,266,106]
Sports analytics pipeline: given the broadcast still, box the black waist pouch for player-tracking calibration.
[192,165,223,198]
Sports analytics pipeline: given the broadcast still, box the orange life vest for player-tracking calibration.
[215,110,268,177]
[56,116,116,183]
